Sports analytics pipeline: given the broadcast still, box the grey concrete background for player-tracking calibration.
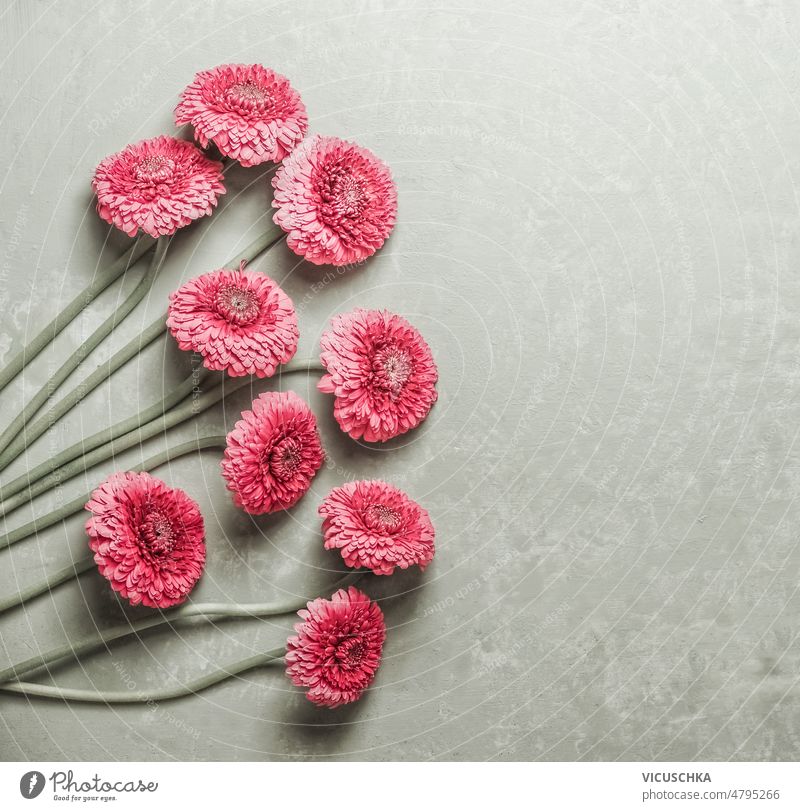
[0,0,798,761]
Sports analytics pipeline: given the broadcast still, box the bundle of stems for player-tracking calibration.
[0,356,321,522]
[0,236,157,393]
[0,237,166,469]
[0,223,290,520]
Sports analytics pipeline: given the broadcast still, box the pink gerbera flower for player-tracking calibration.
[92,136,225,238]
[320,480,435,576]
[285,586,386,708]
[319,308,438,442]
[166,261,298,377]
[85,471,206,609]
[272,135,397,266]
[221,391,324,514]
[175,64,307,166]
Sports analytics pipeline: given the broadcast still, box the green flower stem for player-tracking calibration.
[1,648,285,703]
[0,376,243,519]
[0,237,170,469]
[0,223,284,476]
[0,359,324,519]
[0,556,96,615]
[0,369,210,511]
[0,236,156,393]
[0,314,168,471]
[0,570,363,685]
[227,219,285,266]
[0,435,227,551]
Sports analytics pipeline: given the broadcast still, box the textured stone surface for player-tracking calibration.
[0,0,798,761]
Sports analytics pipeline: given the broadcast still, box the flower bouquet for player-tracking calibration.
[0,63,439,710]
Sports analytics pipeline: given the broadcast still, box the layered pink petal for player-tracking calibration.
[220,391,324,514]
[285,586,385,707]
[320,480,435,576]
[167,262,298,377]
[175,64,307,166]
[85,471,206,609]
[272,135,397,266]
[92,136,225,238]
[318,308,438,442]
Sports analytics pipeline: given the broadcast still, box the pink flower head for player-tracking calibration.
[320,480,435,576]
[85,471,206,609]
[319,308,438,442]
[285,586,386,707]
[175,64,307,166]
[272,135,398,266]
[92,136,225,238]
[167,261,298,377]
[221,391,324,514]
